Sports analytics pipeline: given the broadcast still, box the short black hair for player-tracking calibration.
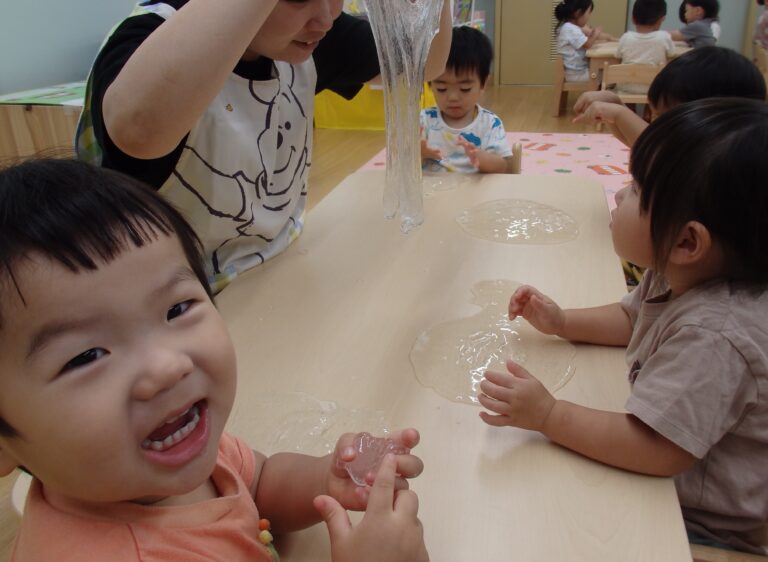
[682,0,719,19]
[554,0,595,27]
[630,98,768,283]
[445,26,494,85]
[0,159,212,437]
[633,0,667,26]
[648,47,766,110]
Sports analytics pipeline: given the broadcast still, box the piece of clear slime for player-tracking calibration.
[364,0,444,232]
[341,432,409,486]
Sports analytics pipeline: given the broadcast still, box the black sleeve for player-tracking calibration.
[313,13,380,100]
[90,13,185,189]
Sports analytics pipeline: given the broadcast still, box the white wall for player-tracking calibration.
[625,0,749,52]
[0,0,136,95]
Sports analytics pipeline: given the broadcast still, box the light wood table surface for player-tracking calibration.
[216,171,692,561]
[586,41,692,88]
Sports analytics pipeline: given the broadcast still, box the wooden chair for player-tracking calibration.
[509,142,523,174]
[600,61,665,106]
[551,54,594,117]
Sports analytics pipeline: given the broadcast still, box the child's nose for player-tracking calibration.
[614,185,629,207]
[131,345,194,401]
[309,0,339,32]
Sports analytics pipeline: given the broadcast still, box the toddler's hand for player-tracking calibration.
[478,359,556,432]
[572,90,623,116]
[420,138,442,162]
[508,285,565,336]
[326,429,423,511]
[456,137,480,169]
[573,101,623,125]
[315,454,429,562]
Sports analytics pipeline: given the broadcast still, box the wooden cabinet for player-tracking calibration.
[495,0,629,85]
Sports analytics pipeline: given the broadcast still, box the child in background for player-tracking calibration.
[574,46,766,287]
[554,0,616,83]
[0,159,427,562]
[617,0,674,94]
[420,26,514,174]
[670,0,719,47]
[755,0,768,50]
[480,98,768,555]
[76,0,452,293]
[573,46,766,148]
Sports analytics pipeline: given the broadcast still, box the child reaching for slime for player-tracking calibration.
[0,159,427,562]
[479,99,768,555]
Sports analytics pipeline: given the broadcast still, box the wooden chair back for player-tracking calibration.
[600,62,665,105]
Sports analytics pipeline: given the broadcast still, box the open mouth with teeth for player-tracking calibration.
[142,400,207,458]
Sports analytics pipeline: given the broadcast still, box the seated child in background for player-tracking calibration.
[480,98,768,555]
[573,46,766,148]
[574,46,766,288]
[420,26,513,174]
[0,159,427,562]
[670,0,719,47]
[755,0,768,50]
[554,0,616,83]
[617,0,674,94]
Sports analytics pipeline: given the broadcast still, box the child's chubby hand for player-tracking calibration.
[572,90,623,116]
[324,428,423,511]
[314,454,429,562]
[420,138,443,162]
[508,285,565,336]
[478,359,557,432]
[457,137,481,168]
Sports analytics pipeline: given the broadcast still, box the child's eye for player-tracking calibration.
[435,88,447,93]
[460,88,472,93]
[167,300,193,321]
[62,348,107,373]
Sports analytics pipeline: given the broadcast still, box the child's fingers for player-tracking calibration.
[366,454,397,514]
[314,495,352,540]
[389,427,420,449]
[483,368,515,389]
[394,452,424,480]
[477,392,510,416]
[506,359,536,381]
[393,487,420,517]
[479,410,511,427]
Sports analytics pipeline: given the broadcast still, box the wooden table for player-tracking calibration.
[216,171,692,561]
[586,41,692,88]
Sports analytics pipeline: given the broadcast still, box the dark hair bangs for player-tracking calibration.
[0,159,212,302]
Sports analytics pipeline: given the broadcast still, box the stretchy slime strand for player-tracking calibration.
[364,0,444,232]
[341,432,409,486]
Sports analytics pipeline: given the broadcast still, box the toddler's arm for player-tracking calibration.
[104,0,280,159]
[574,102,648,148]
[252,428,423,533]
[314,454,429,562]
[509,285,632,346]
[479,360,696,476]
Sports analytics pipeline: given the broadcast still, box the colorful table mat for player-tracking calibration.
[360,132,632,211]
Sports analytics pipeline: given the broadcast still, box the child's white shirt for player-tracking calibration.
[557,22,589,74]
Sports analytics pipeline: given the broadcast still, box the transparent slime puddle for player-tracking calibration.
[410,280,576,405]
[229,392,392,457]
[456,199,579,244]
[423,173,475,195]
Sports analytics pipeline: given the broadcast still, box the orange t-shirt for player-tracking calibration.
[12,433,275,561]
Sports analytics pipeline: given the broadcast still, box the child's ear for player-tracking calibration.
[668,221,712,266]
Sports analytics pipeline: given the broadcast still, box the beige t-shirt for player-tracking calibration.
[621,272,768,554]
